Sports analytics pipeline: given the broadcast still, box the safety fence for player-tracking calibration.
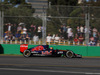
[2,39,91,46]
[0,5,100,46]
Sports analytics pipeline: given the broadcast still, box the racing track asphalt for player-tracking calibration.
[0,55,100,75]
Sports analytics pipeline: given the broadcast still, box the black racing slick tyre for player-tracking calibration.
[66,51,74,58]
[23,50,31,57]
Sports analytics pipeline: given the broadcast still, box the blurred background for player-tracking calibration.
[0,0,100,46]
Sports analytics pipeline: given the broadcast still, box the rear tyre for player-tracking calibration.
[23,50,31,57]
[66,51,74,58]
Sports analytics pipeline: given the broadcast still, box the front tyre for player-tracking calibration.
[66,51,74,58]
[23,50,31,57]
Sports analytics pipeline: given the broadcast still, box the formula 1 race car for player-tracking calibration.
[20,44,82,58]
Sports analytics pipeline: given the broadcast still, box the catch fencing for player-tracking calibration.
[0,5,100,46]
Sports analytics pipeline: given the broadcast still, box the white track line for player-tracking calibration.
[0,68,100,75]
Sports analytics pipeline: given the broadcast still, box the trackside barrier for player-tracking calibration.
[3,40,90,46]
[0,44,100,56]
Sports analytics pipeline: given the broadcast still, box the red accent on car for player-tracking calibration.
[32,45,44,51]
[20,44,28,53]
[54,50,57,52]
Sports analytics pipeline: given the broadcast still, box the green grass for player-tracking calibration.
[0,54,22,56]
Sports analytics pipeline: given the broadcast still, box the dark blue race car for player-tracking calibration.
[20,44,82,58]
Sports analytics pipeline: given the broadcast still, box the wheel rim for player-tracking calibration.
[23,50,31,57]
[66,51,73,58]
[25,51,30,56]
[68,52,72,57]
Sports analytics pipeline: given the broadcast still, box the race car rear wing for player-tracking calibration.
[20,44,28,53]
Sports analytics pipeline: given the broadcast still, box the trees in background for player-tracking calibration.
[0,0,100,34]
[47,0,100,34]
[48,0,78,6]
[10,0,26,4]
[0,0,40,30]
